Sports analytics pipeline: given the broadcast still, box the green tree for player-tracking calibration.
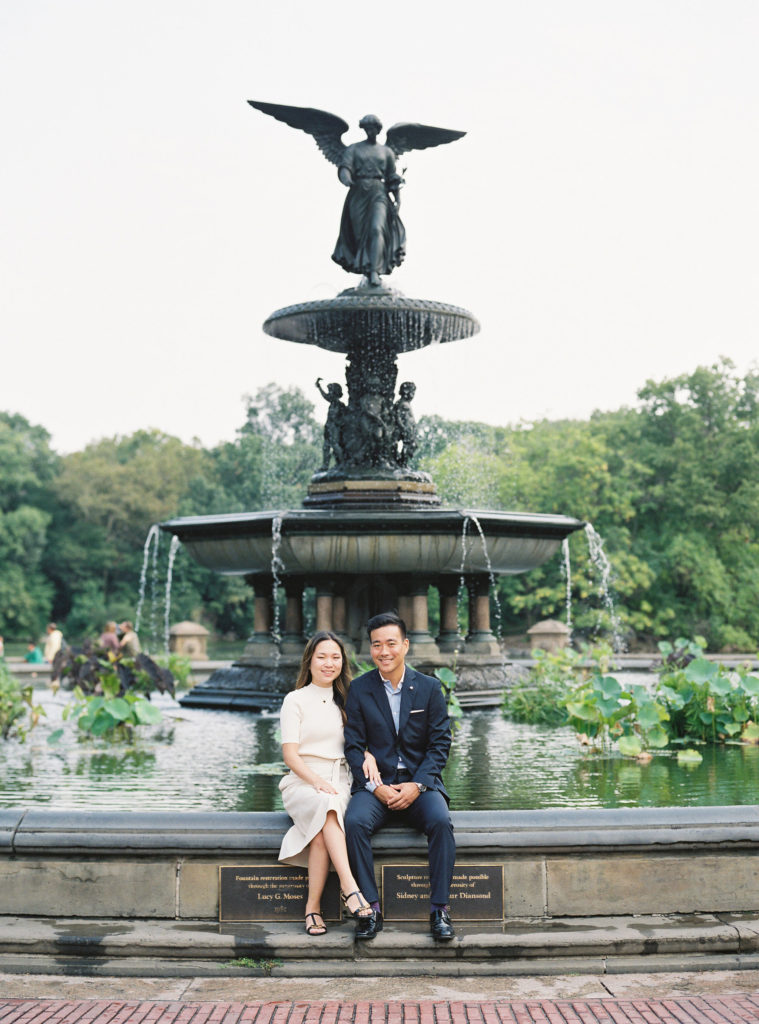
[0,414,58,637]
[631,360,759,648]
[46,431,211,639]
[238,384,320,508]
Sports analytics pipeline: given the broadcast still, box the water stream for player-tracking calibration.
[561,537,572,630]
[135,524,160,638]
[163,536,181,655]
[584,523,625,651]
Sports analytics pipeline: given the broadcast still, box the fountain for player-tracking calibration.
[161,101,584,709]
[4,103,758,971]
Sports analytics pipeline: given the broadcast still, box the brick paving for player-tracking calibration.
[1,1000,759,1024]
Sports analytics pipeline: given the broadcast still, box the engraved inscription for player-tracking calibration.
[381,864,504,921]
[219,865,340,922]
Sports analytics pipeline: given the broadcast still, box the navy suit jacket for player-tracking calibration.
[344,666,451,802]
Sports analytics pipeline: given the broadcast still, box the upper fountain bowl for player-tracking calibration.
[263,286,480,354]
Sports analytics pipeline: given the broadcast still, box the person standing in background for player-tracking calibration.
[43,623,63,663]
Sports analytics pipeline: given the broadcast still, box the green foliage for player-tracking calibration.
[501,644,615,727]
[0,660,45,741]
[550,637,759,756]
[656,653,759,745]
[239,384,320,508]
[0,414,57,636]
[434,666,463,733]
[154,653,193,690]
[63,684,164,740]
[53,642,174,742]
[4,358,759,651]
[565,674,670,755]
[223,957,282,974]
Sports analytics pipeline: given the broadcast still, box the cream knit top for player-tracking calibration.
[279,683,345,759]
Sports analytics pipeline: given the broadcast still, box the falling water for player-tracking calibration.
[457,514,473,633]
[270,516,284,662]
[561,537,572,631]
[135,524,160,635]
[584,523,625,652]
[163,535,181,655]
[468,513,507,665]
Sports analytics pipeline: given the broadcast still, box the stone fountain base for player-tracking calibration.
[178,652,525,712]
[304,475,440,508]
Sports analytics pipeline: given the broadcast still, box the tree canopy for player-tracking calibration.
[1,363,757,651]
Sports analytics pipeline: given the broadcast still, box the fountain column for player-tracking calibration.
[465,575,500,655]
[397,593,414,631]
[407,580,439,658]
[331,587,353,650]
[244,575,279,658]
[281,578,306,654]
[436,577,465,653]
[315,582,334,632]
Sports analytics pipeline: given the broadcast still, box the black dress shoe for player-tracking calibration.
[355,909,383,940]
[430,908,455,940]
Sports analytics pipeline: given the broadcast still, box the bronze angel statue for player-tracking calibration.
[248,101,466,287]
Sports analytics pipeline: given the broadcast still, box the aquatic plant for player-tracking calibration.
[0,660,44,742]
[50,640,175,742]
[501,643,612,727]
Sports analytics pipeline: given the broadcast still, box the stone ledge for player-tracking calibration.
[3,806,758,855]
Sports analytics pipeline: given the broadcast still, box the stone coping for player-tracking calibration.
[2,806,758,856]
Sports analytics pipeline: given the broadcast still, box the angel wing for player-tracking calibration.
[385,123,466,158]
[247,100,349,166]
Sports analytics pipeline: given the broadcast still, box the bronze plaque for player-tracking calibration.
[381,864,504,921]
[219,865,341,922]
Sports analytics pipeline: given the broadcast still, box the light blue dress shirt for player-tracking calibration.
[365,672,406,791]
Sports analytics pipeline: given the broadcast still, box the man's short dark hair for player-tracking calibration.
[367,611,407,639]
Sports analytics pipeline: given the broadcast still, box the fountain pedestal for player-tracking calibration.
[161,280,584,710]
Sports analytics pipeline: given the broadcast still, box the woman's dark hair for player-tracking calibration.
[295,631,352,724]
[366,611,407,639]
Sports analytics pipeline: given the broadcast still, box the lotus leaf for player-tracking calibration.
[646,725,670,748]
[617,734,642,757]
[133,700,163,725]
[103,698,132,722]
[740,676,759,697]
[677,749,703,764]
[685,658,718,684]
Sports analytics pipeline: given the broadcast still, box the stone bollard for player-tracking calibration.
[169,621,210,659]
[527,619,571,654]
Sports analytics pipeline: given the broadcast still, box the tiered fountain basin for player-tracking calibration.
[161,508,584,710]
[262,287,480,352]
[162,508,582,576]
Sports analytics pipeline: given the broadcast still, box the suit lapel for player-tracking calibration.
[369,669,397,735]
[398,666,416,735]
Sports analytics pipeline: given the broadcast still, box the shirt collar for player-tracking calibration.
[380,670,405,692]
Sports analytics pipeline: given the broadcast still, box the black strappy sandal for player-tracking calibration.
[341,890,372,919]
[305,911,327,935]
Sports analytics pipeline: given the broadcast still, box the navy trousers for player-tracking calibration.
[344,785,456,905]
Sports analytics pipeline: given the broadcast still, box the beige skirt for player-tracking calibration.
[277,755,352,868]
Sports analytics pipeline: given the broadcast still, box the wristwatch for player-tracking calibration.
[415,782,427,793]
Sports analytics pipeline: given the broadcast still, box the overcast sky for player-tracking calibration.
[3,1,758,454]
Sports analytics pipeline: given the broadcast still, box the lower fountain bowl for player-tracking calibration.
[160,508,585,578]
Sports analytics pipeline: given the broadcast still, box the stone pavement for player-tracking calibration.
[3,972,759,1022]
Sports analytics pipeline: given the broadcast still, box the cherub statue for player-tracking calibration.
[394,381,418,467]
[248,101,466,287]
[315,377,347,470]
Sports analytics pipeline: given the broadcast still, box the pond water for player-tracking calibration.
[3,691,759,812]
